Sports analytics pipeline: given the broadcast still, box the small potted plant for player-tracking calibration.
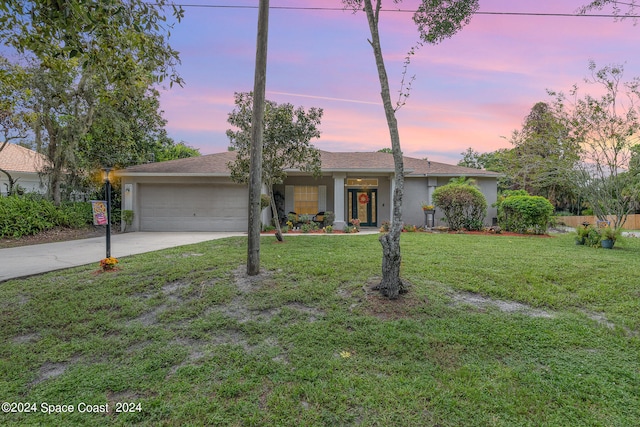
[600,226,619,249]
[421,201,435,212]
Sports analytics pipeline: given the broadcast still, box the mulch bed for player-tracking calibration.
[0,226,118,249]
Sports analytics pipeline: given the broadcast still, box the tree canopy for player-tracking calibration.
[226,92,323,240]
[551,62,640,229]
[0,1,184,203]
[0,1,183,87]
[505,102,580,209]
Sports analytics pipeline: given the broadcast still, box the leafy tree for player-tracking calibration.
[432,179,487,231]
[154,141,200,162]
[0,57,30,149]
[28,60,95,204]
[343,0,478,299]
[377,147,393,153]
[505,102,580,210]
[0,1,183,204]
[0,56,32,195]
[457,147,483,169]
[550,62,640,229]
[579,1,640,22]
[0,1,183,87]
[226,92,323,241]
[78,84,195,170]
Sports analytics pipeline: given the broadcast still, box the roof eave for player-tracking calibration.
[413,172,503,178]
[116,172,232,178]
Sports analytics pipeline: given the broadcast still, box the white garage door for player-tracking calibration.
[139,184,248,231]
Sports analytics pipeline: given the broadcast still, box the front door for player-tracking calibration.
[348,189,377,227]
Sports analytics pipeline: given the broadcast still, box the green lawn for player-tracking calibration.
[1,232,638,426]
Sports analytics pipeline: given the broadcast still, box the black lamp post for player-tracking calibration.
[103,167,112,258]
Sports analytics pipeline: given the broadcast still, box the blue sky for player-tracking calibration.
[159,0,640,164]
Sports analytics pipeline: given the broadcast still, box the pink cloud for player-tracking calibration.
[158,0,640,166]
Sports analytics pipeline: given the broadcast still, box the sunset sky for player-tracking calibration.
[159,0,640,164]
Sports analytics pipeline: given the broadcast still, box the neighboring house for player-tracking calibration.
[118,150,501,232]
[0,143,49,196]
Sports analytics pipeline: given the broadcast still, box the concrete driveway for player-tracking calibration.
[0,232,244,282]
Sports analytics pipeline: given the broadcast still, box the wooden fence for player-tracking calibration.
[557,214,640,230]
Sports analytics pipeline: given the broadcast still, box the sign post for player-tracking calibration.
[102,168,112,258]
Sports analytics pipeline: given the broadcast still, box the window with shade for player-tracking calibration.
[293,186,318,214]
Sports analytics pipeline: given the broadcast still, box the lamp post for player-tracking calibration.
[103,168,112,258]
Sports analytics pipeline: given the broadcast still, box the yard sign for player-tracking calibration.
[91,200,108,226]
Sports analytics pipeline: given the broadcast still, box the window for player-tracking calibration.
[346,178,378,187]
[294,186,318,214]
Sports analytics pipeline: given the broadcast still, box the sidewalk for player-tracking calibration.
[0,232,243,282]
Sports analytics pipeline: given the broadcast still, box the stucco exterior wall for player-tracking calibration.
[0,171,46,196]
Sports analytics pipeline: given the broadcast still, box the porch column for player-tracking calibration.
[261,183,271,227]
[427,177,437,204]
[123,183,133,232]
[427,177,437,227]
[333,173,346,229]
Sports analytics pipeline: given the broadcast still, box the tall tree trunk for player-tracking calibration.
[247,0,270,276]
[50,171,62,205]
[363,0,406,299]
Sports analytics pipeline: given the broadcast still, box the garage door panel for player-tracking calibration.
[139,184,248,231]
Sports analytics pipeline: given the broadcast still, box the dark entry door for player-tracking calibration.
[348,189,377,227]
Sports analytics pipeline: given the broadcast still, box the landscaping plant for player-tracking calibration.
[0,197,93,238]
[432,179,487,231]
[496,191,554,234]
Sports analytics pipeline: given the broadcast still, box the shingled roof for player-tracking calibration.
[0,143,50,173]
[120,150,237,175]
[119,150,500,177]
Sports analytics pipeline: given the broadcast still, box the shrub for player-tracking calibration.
[575,225,591,245]
[0,196,54,238]
[58,202,93,228]
[586,226,602,248]
[0,197,94,238]
[323,211,335,227]
[301,222,315,233]
[498,194,554,234]
[432,182,487,231]
[343,225,356,233]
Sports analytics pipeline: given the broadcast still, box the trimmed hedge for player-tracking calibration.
[0,197,93,238]
[432,183,487,231]
[498,195,554,235]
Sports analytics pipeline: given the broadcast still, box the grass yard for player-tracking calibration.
[0,232,638,426]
